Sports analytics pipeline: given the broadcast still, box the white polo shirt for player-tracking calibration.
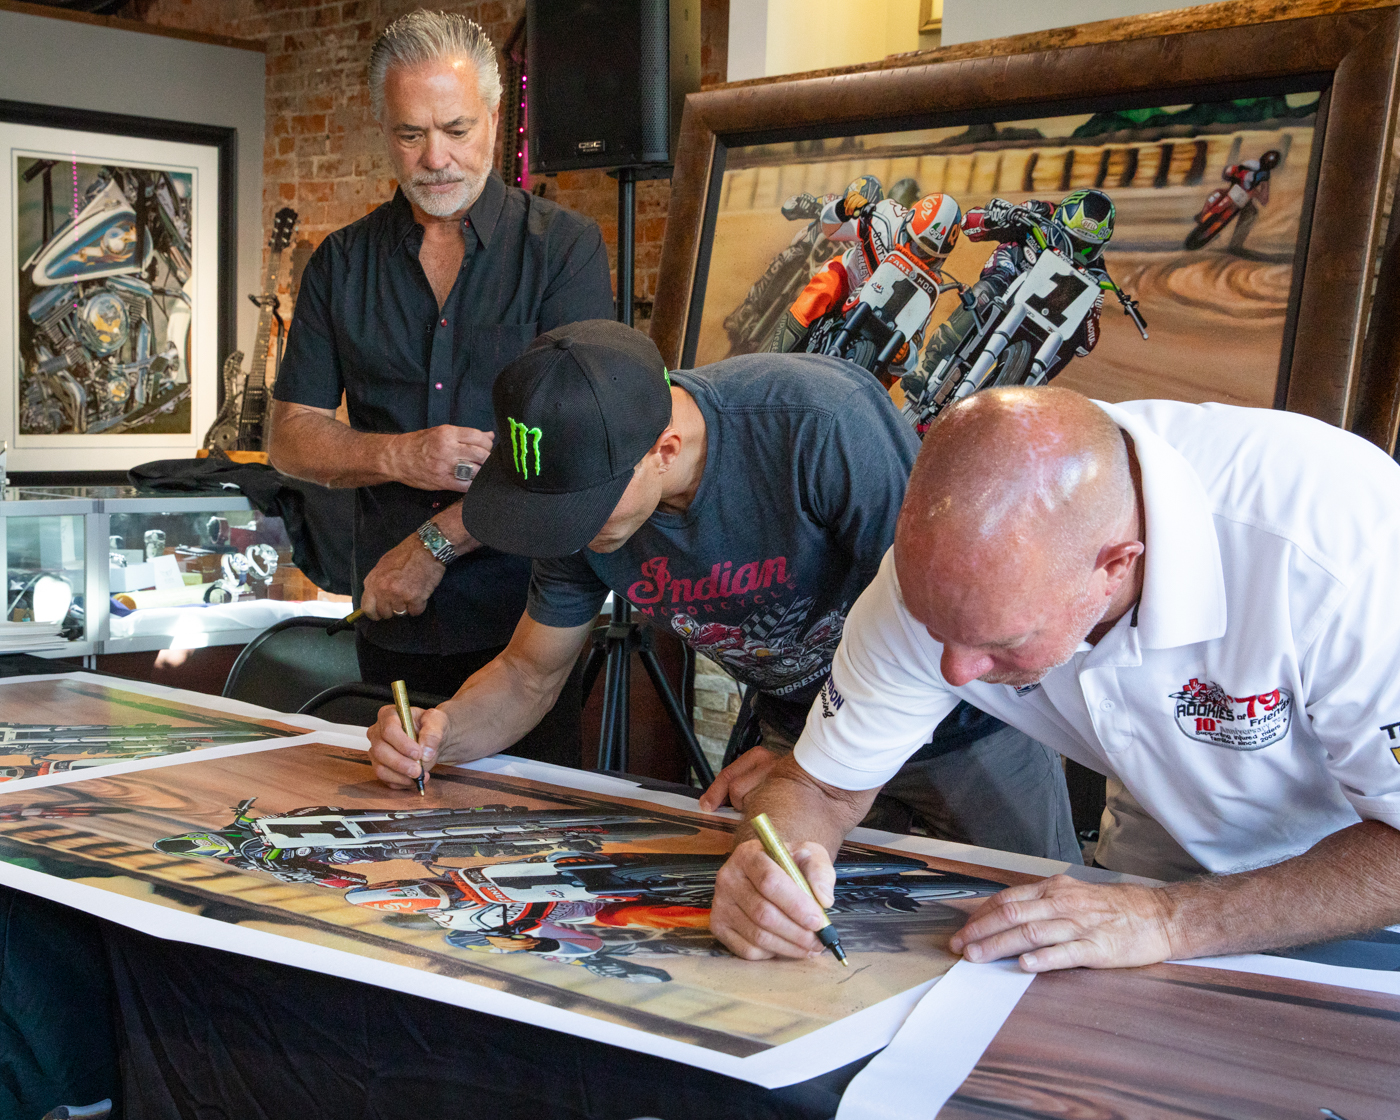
[795,399,1400,879]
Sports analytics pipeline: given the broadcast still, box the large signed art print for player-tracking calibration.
[0,740,1033,1070]
[0,675,306,785]
[1,671,1397,1103]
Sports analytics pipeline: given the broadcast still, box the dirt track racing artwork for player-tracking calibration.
[0,741,1029,1059]
[701,91,1320,412]
[0,677,304,784]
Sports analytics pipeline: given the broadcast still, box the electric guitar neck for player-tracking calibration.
[235,207,298,452]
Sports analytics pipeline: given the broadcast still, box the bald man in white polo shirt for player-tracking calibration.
[709,386,1400,971]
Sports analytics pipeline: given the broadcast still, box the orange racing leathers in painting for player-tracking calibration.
[772,191,962,376]
[782,197,910,341]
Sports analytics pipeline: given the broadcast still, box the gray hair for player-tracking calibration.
[369,10,503,121]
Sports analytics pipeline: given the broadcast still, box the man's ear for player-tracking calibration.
[1096,538,1145,595]
[651,426,683,472]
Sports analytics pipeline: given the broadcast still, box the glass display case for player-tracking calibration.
[1,486,350,659]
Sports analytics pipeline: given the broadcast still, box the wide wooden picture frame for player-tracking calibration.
[652,7,1400,445]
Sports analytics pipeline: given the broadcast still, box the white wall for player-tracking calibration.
[943,0,1195,45]
[727,1,769,82]
[734,0,1224,80]
[0,8,265,368]
[728,0,928,81]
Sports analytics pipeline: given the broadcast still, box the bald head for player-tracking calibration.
[894,387,1143,687]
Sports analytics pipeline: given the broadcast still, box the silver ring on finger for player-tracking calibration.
[453,460,477,483]
[392,608,407,616]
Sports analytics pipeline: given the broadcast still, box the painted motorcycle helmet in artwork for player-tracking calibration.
[901,193,963,262]
[1053,188,1117,265]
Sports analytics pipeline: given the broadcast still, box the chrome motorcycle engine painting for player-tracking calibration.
[16,158,193,436]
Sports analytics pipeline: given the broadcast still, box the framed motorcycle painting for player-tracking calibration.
[0,100,235,474]
[651,4,1400,451]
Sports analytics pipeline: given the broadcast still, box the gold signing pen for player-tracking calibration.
[324,608,365,636]
[390,679,425,797]
[750,812,847,967]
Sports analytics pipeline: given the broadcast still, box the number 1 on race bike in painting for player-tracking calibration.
[902,196,1149,434]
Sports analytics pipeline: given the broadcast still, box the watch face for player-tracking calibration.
[419,522,455,564]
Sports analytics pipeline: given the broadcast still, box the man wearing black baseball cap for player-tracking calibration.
[450,319,676,558]
[367,319,1081,864]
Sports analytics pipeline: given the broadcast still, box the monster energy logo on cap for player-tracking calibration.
[508,417,543,479]
[459,320,674,560]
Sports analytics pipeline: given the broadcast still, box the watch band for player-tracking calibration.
[416,520,457,566]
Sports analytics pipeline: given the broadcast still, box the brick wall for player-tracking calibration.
[119,0,729,327]
[693,652,739,771]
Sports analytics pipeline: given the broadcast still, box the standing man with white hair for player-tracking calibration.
[270,11,614,764]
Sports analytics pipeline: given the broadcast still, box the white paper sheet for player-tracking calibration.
[835,959,1036,1119]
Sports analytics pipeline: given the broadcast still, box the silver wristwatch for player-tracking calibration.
[416,520,457,566]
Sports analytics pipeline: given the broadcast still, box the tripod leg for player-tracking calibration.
[680,646,696,730]
[639,648,716,787]
[579,629,607,703]
[599,635,630,772]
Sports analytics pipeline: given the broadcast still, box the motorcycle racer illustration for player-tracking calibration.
[1184,148,1281,249]
[153,800,700,889]
[769,176,964,380]
[902,188,1146,412]
[722,175,931,359]
[669,598,843,693]
[721,190,844,355]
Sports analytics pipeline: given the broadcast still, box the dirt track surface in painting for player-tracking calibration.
[697,121,1312,411]
[0,742,1034,1057]
[940,962,1400,1118]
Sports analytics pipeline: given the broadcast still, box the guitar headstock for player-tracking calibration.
[269,207,299,253]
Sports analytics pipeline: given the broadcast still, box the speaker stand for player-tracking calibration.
[580,165,715,787]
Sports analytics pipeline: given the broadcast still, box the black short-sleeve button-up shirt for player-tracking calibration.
[274,172,615,655]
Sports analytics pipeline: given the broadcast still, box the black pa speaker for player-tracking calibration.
[526,0,700,173]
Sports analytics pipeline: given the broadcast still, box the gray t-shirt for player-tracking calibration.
[528,352,1000,749]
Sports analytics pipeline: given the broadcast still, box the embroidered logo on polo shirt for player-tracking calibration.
[1170,677,1292,750]
[508,417,543,480]
[1013,683,1040,697]
[1380,721,1400,766]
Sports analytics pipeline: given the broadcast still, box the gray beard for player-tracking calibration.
[403,164,489,218]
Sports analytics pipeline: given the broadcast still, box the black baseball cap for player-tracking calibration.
[460,319,674,558]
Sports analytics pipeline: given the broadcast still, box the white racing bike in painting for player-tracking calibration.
[809,245,963,383]
[903,208,1148,432]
